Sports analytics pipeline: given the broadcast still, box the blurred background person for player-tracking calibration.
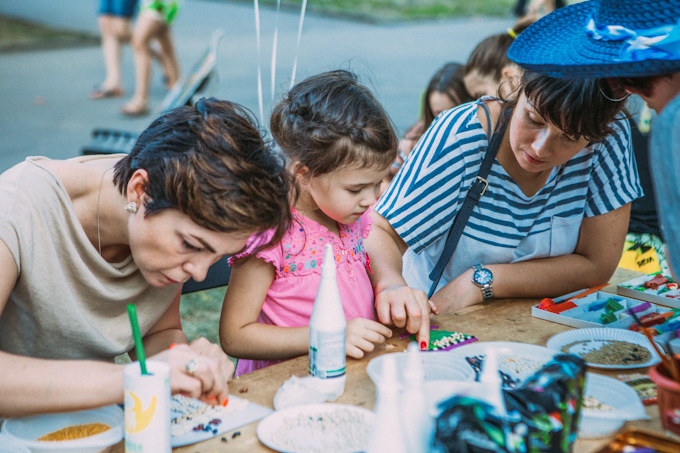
[463,15,537,100]
[381,62,473,196]
[514,0,565,18]
[400,62,474,156]
[91,0,138,99]
[122,0,180,116]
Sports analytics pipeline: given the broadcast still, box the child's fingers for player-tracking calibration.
[359,329,387,345]
[428,300,439,315]
[346,344,366,359]
[409,293,430,350]
[351,337,375,354]
[374,290,397,326]
[365,320,393,338]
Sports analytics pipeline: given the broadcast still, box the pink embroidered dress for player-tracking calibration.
[231,208,376,376]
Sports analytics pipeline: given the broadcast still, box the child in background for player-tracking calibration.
[400,62,474,157]
[381,62,473,196]
[463,15,537,99]
[220,70,397,375]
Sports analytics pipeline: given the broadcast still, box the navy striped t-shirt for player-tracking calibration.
[375,100,643,293]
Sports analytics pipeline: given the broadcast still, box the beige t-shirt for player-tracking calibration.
[0,157,180,361]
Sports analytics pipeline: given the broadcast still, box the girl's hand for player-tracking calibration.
[346,318,393,359]
[374,284,433,349]
[152,340,233,406]
[430,269,484,314]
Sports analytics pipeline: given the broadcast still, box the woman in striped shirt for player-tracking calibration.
[367,71,642,344]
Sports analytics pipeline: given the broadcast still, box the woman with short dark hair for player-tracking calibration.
[0,98,292,417]
[507,0,680,278]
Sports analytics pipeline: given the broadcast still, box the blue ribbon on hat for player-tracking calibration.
[585,14,680,62]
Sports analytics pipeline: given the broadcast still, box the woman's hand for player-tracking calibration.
[430,268,483,314]
[152,339,234,406]
[345,318,393,359]
[374,284,437,350]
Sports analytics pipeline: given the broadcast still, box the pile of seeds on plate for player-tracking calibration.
[561,340,651,365]
[37,423,111,441]
[271,408,372,453]
[582,396,614,411]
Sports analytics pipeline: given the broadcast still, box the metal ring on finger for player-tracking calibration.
[185,358,199,376]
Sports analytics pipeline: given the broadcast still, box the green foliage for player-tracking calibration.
[0,15,97,52]
[180,286,228,344]
[227,0,516,20]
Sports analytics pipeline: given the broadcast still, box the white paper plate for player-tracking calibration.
[578,372,648,438]
[366,352,475,388]
[447,341,558,387]
[546,328,661,369]
[582,373,647,420]
[0,433,32,453]
[171,395,272,447]
[1,406,123,453]
[257,403,375,453]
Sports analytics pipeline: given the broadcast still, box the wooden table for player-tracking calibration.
[112,268,679,452]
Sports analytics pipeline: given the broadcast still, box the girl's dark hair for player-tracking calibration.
[422,62,474,128]
[270,70,398,176]
[464,15,537,82]
[113,97,293,247]
[502,71,626,142]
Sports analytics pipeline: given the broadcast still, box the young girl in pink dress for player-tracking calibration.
[220,70,398,375]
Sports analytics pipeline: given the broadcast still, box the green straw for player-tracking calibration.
[127,304,148,375]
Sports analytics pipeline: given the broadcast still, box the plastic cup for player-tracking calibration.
[123,360,171,452]
[649,362,680,436]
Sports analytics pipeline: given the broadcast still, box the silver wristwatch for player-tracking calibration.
[471,264,494,300]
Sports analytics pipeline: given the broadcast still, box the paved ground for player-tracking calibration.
[0,0,513,172]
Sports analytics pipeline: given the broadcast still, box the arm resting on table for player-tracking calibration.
[432,204,631,313]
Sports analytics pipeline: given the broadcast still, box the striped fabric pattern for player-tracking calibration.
[376,101,643,255]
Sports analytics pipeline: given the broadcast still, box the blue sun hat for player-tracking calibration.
[507,0,680,78]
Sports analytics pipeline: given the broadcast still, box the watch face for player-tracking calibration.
[474,268,493,285]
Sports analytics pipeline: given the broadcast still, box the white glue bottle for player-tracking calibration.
[309,243,347,400]
[402,342,435,452]
[366,355,408,453]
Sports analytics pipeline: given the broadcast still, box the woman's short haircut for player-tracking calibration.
[422,63,474,128]
[503,71,627,142]
[270,70,398,177]
[113,97,292,246]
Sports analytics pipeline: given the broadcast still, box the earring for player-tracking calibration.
[125,202,138,214]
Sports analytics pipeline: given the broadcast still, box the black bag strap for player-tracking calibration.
[427,105,510,299]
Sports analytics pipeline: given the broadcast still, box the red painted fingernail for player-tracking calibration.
[222,396,229,407]
[420,341,427,350]
[169,343,178,349]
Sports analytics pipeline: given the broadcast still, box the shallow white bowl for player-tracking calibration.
[578,373,648,439]
[0,433,32,453]
[546,327,660,369]
[1,406,123,453]
[447,341,558,386]
[367,352,475,388]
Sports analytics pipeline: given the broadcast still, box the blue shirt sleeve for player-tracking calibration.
[585,117,644,217]
[375,103,486,254]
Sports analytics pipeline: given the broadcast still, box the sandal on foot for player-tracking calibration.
[121,98,150,117]
[90,85,124,99]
